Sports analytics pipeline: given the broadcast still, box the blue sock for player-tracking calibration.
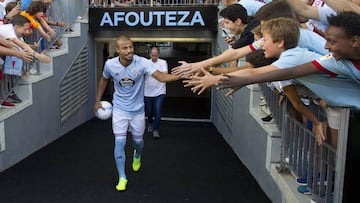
[133,139,144,158]
[114,136,127,179]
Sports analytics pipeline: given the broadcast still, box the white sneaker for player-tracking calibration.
[147,123,153,132]
[29,68,37,75]
[153,130,160,139]
[110,2,115,7]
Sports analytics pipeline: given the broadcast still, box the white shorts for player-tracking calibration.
[325,107,341,130]
[112,110,145,136]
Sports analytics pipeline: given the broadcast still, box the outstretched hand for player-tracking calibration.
[216,74,248,90]
[171,61,204,78]
[171,61,192,78]
[36,50,51,64]
[19,50,34,63]
[183,68,227,95]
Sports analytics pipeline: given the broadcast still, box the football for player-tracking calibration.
[96,101,112,120]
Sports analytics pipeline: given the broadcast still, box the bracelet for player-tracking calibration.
[56,22,59,26]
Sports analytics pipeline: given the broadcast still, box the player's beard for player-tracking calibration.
[124,53,134,63]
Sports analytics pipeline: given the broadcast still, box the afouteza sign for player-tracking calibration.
[89,6,218,31]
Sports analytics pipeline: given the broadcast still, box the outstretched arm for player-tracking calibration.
[0,46,33,63]
[38,17,57,38]
[217,62,320,93]
[171,46,252,77]
[285,0,320,21]
[184,64,278,95]
[207,64,249,75]
[152,70,180,82]
[322,0,360,13]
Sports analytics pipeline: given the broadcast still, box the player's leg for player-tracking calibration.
[112,110,130,191]
[129,113,145,172]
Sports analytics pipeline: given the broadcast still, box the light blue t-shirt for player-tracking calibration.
[238,0,265,17]
[312,54,360,84]
[318,5,337,26]
[299,28,328,55]
[273,47,360,109]
[103,54,157,115]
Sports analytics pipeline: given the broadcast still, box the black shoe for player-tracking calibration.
[64,27,74,33]
[7,93,22,103]
[261,114,273,122]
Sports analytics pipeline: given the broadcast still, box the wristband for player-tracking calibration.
[249,38,264,51]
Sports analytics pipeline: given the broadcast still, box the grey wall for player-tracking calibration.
[0,22,95,172]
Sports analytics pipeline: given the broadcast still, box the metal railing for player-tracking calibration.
[259,83,347,203]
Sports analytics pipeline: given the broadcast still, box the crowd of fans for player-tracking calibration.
[171,0,360,197]
[89,0,220,7]
[0,0,66,108]
[1,0,359,199]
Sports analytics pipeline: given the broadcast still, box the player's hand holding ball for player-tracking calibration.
[95,101,113,120]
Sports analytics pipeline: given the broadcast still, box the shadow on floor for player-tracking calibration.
[0,119,271,203]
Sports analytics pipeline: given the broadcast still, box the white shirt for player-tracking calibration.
[0,23,23,48]
[238,0,265,17]
[0,23,17,39]
[0,0,16,18]
[144,58,168,97]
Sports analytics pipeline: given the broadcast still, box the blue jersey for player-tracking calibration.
[318,6,337,26]
[273,47,360,109]
[312,54,360,84]
[238,0,265,17]
[299,28,328,55]
[103,55,157,114]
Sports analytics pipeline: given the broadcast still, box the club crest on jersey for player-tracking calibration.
[119,77,135,87]
[319,53,333,61]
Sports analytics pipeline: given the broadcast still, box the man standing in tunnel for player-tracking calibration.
[94,35,179,191]
[144,46,168,139]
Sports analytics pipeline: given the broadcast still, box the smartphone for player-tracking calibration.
[222,29,230,38]
[37,37,44,44]
[37,37,46,50]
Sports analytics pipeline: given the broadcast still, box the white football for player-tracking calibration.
[96,101,113,120]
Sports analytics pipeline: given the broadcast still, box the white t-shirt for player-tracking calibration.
[238,0,265,17]
[144,58,168,97]
[0,0,16,17]
[0,23,18,39]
